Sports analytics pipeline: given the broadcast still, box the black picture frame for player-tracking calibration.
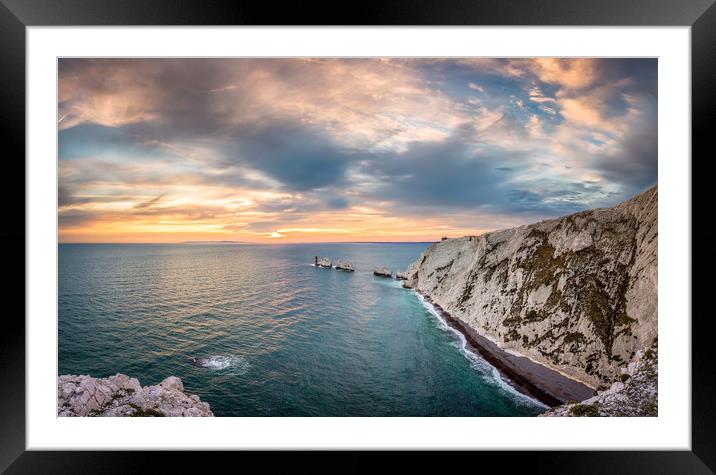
[2,0,713,472]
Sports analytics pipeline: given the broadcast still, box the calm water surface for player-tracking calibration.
[59,243,545,416]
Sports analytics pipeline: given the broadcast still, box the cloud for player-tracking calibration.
[133,193,165,209]
[58,58,657,242]
[365,128,528,210]
[222,122,361,191]
[59,58,464,150]
[326,195,349,209]
[526,58,598,89]
[590,99,658,197]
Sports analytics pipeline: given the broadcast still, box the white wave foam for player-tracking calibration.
[413,292,546,409]
[376,278,405,289]
[195,355,250,374]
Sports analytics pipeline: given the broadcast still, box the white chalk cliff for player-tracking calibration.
[404,186,657,389]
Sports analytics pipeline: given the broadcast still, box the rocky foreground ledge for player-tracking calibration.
[541,341,657,417]
[58,374,213,417]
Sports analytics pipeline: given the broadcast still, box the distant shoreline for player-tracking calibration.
[181,240,247,244]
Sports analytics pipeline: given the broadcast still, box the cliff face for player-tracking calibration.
[404,186,657,387]
[58,373,214,417]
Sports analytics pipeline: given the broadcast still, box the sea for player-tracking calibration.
[58,242,546,416]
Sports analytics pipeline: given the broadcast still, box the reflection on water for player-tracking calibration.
[59,243,545,416]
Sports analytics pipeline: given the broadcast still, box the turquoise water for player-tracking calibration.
[58,243,545,416]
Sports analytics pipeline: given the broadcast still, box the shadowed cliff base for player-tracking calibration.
[542,340,658,417]
[417,291,595,406]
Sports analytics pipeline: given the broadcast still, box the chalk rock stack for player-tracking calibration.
[373,266,392,278]
[336,260,354,271]
[316,257,332,268]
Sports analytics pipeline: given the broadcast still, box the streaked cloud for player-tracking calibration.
[58,58,657,243]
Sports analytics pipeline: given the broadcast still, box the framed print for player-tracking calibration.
[3,0,715,472]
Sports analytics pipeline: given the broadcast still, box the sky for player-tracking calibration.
[58,58,657,243]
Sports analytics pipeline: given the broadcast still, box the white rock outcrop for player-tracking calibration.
[316,257,332,268]
[404,186,657,388]
[58,373,213,417]
[395,270,408,280]
[336,259,354,271]
[373,266,392,278]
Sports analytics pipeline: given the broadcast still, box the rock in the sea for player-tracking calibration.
[373,266,392,278]
[404,186,657,389]
[541,341,658,417]
[335,259,354,271]
[315,257,332,268]
[395,270,408,280]
[58,373,213,417]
